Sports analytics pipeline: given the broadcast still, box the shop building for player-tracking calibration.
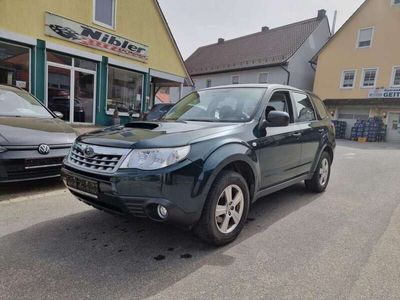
[313,0,400,142]
[0,0,191,126]
[170,10,330,101]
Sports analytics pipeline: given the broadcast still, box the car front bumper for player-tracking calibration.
[0,147,71,183]
[61,160,206,226]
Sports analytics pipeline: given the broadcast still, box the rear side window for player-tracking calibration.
[310,94,329,120]
[292,92,316,122]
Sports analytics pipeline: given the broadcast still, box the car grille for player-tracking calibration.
[68,143,131,173]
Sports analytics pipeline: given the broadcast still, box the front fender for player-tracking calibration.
[192,142,260,201]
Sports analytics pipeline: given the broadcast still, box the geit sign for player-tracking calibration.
[45,13,148,62]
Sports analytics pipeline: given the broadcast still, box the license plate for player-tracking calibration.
[65,175,98,196]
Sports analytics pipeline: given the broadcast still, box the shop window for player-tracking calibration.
[391,67,400,86]
[357,27,374,48]
[341,70,356,88]
[94,0,116,29]
[258,72,269,84]
[47,52,72,66]
[393,0,400,5]
[75,58,97,71]
[0,41,30,91]
[232,75,240,85]
[361,68,377,88]
[107,66,143,116]
[206,79,212,88]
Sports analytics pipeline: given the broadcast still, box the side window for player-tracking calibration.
[292,92,316,122]
[310,94,329,120]
[267,91,293,122]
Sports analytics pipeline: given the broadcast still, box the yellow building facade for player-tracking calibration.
[0,0,190,125]
[313,0,400,142]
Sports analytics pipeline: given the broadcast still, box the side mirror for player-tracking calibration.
[267,111,290,127]
[53,111,64,119]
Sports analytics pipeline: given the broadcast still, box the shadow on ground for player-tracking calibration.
[0,177,65,201]
[0,183,323,299]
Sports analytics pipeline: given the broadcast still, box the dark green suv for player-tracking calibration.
[62,84,335,246]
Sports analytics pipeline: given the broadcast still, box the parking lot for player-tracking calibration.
[1,140,400,299]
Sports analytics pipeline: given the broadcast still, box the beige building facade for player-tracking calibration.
[313,0,400,142]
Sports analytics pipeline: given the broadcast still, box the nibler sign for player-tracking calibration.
[45,13,149,62]
[368,87,400,99]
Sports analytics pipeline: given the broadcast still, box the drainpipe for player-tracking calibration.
[280,64,291,85]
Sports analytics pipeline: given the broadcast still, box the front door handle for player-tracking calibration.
[292,132,302,138]
[318,128,325,133]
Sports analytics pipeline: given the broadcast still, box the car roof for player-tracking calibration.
[200,83,304,92]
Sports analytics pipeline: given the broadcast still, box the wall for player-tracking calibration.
[314,0,400,100]
[288,17,330,91]
[1,0,187,78]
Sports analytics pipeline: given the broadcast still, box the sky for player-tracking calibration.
[158,0,365,59]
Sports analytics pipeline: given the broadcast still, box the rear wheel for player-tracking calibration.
[193,171,250,246]
[305,151,331,193]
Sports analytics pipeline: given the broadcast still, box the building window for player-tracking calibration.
[206,79,212,88]
[232,75,240,85]
[391,67,400,86]
[107,66,143,116]
[361,68,378,88]
[94,0,116,29]
[393,0,400,5]
[357,27,374,48]
[341,70,356,88]
[0,41,30,91]
[258,72,269,84]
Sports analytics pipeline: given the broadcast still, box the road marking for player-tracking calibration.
[0,189,68,205]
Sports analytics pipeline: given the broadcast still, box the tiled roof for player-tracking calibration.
[186,17,323,76]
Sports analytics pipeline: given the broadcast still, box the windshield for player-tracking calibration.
[163,88,265,122]
[0,89,53,118]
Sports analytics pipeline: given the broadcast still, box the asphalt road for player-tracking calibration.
[1,141,400,300]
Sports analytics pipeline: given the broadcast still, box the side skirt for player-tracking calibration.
[253,174,310,202]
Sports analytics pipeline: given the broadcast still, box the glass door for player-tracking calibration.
[47,65,72,122]
[46,52,96,124]
[74,71,95,123]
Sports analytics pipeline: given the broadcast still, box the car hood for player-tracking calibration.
[78,121,245,148]
[0,117,77,146]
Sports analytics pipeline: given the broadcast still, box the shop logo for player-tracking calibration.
[45,13,149,62]
[38,144,51,155]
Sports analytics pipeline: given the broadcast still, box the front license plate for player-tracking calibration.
[65,175,98,196]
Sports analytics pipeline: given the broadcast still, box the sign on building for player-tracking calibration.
[45,13,149,62]
[368,88,400,99]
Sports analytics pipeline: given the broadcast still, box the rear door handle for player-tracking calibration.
[292,132,302,138]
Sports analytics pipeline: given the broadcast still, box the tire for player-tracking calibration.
[193,171,250,246]
[305,151,331,193]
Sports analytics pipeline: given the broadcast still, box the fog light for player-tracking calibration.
[157,205,168,219]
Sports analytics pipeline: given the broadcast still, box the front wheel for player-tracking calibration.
[305,151,332,193]
[193,171,250,246]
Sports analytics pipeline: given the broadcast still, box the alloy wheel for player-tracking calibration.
[319,158,330,186]
[215,184,244,234]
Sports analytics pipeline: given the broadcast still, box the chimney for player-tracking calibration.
[261,26,269,32]
[317,9,326,20]
[218,38,225,44]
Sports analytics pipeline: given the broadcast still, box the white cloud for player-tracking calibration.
[158,0,365,59]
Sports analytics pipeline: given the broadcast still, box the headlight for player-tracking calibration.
[0,146,8,153]
[119,145,191,170]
